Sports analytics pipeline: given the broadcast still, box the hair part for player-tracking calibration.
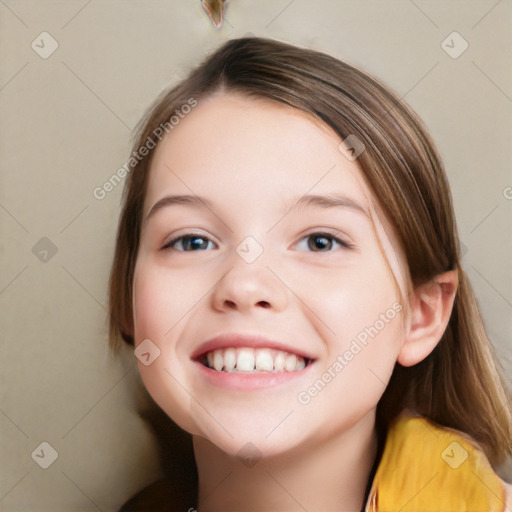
[108,37,512,466]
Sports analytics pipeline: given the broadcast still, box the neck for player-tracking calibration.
[193,410,378,512]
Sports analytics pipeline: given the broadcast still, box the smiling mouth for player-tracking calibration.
[199,347,314,374]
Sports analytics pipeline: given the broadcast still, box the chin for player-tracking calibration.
[199,428,304,462]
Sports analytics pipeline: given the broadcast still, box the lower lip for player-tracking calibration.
[193,359,316,391]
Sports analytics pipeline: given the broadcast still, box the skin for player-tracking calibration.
[131,92,458,511]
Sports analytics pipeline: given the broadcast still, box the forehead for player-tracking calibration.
[145,92,371,214]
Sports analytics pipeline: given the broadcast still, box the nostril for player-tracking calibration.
[221,299,271,309]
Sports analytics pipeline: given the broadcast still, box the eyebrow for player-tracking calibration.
[145,194,215,223]
[285,193,368,217]
[144,192,368,223]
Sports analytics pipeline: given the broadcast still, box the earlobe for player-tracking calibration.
[398,270,458,367]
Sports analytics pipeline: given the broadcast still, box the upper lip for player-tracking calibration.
[191,333,316,361]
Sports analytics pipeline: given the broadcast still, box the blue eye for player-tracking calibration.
[297,232,352,252]
[163,234,215,251]
[162,232,353,252]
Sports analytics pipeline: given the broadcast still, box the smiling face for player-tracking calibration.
[132,92,410,457]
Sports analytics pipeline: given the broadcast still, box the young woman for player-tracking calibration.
[108,37,512,511]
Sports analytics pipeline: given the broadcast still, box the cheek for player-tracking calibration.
[132,266,168,341]
[297,295,404,425]
[298,255,405,409]
[305,258,402,348]
[336,279,402,397]
[132,261,203,434]
[133,260,204,341]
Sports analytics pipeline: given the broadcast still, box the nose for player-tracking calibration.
[210,247,288,314]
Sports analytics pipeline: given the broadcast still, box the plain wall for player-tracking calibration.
[1,1,511,510]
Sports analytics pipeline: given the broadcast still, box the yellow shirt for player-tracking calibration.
[365,412,512,511]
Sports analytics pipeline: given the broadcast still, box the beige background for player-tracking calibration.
[1,0,511,510]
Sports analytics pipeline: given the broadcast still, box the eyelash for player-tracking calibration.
[161,231,354,252]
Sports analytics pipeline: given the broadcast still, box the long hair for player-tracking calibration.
[108,37,512,467]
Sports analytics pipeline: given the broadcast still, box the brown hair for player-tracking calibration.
[108,37,512,466]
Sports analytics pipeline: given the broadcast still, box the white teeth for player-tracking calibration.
[213,350,224,372]
[255,349,273,371]
[237,348,255,372]
[202,347,309,373]
[284,354,297,371]
[223,347,236,371]
[274,351,285,371]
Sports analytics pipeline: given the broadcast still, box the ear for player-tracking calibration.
[398,270,458,367]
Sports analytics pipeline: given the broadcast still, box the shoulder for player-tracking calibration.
[366,411,512,511]
[118,477,196,512]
